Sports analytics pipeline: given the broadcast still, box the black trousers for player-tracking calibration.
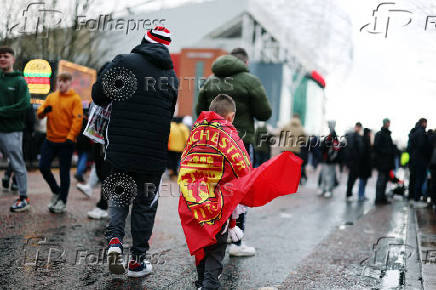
[105,168,163,260]
[430,169,436,206]
[413,165,427,202]
[196,224,228,290]
[346,166,359,196]
[94,145,111,210]
[254,151,270,168]
[409,167,416,200]
[375,170,389,202]
[39,139,74,203]
[167,151,182,174]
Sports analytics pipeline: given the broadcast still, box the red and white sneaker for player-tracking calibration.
[107,237,125,274]
[127,260,152,277]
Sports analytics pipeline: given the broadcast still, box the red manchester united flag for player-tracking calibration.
[178,111,302,263]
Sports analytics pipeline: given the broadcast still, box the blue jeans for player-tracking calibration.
[76,151,88,177]
[39,139,74,203]
[358,178,367,199]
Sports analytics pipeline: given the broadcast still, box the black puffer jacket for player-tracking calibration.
[409,125,431,168]
[344,131,363,170]
[92,42,179,173]
[374,127,394,172]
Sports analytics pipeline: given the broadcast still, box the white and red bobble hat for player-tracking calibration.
[144,26,172,47]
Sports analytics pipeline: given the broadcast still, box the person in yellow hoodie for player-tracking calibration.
[37,72,83,213]
[167,117,190,180]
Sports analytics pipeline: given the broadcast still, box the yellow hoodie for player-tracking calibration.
[168,122,190,152]
[37,89,83,143]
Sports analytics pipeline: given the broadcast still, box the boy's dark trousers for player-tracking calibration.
[39,139,74,203]
[105,167,163,261]
[196,224,228,290]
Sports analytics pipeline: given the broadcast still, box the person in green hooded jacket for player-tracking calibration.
[0,46,31,212]
[196,48,272,257]
[196,48,272,147]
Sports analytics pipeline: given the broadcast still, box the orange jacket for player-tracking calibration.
[37,89,83,143]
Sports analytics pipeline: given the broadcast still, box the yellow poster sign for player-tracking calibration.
[23,59,52,95]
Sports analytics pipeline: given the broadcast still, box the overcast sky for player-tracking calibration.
[326,0,436,146]
[11,0,431,146]
[106,0,435,146]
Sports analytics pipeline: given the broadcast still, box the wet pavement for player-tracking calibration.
[415,207,436,289]
[0,167,430,289]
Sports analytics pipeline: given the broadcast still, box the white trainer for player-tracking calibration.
[88,207,109,219]
[229,242,256,257]
[107,238,125,275]
[127,260,152,277]
[324,191,332,198]
[50,200,66,214]
[77,183,92,198]
[48,194,60,210]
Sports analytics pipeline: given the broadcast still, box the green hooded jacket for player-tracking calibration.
[196,55,272,145]
[0,70,31,133]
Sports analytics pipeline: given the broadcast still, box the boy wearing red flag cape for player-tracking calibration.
[178,94,249,289]
[178,94,303,289]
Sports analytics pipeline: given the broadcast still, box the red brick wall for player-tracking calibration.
[177,48,227,117]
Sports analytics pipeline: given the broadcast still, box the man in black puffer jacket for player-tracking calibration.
[374,118,395,204]
[92,27,178,277]
[409,118,431,204]
[345,122,363,199]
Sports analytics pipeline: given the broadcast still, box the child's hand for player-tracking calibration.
[228,219,244,242]
[43,105,53,114]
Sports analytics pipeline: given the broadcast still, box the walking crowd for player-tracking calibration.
[0,26,277,289]
[0,25,434,290]
[291,117,436,208]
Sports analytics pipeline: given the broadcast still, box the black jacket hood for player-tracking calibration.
[131,43,173,70]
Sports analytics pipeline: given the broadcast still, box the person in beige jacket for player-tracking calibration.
[281,114,308,183]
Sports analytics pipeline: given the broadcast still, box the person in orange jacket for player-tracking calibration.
[37,72,83,213]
